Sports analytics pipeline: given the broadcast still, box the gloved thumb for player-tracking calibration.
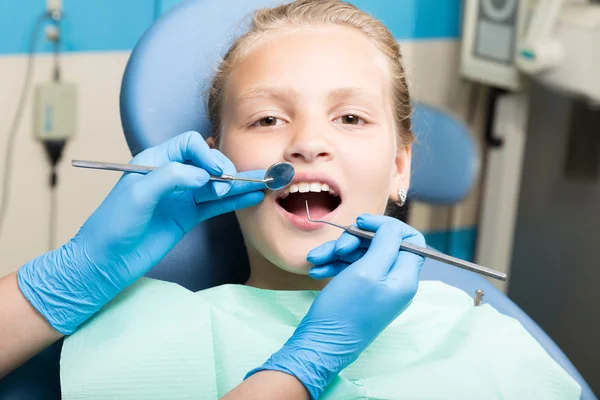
[135,162,210,206]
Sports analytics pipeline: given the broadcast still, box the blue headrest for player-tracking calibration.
[410,103,480,205]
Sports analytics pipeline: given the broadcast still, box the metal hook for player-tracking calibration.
[474,289,484,306]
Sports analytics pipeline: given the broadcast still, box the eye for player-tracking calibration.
[335,114,366,125]
[251,116,285,127]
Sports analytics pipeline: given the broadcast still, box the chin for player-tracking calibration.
[273,258,313,275]
[253,220,339,273]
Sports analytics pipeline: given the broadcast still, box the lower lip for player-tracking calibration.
[275,198,341,231]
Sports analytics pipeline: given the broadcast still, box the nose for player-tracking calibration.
[284,120,334,163]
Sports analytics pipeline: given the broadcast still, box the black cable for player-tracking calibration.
[52,32,61,82]
[50,11,62,82]
[484,87,507,148]
[0,13,49,239]
[44,140,66,250]
[49,167,58,250]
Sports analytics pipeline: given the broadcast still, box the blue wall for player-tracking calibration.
[423,227,478,262]
[0,0,155,54]
[0,0,461,55]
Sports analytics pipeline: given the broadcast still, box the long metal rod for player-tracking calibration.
[305,202,507,281]
[71,160,272,184]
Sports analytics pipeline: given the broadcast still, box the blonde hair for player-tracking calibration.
[207,0,414,148]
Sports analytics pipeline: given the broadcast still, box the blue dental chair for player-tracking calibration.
[1,0,594,399]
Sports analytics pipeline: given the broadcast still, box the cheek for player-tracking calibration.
[220,131,283,172]
[342,134,397,207]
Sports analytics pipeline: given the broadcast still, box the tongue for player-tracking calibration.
[284,192,334,218]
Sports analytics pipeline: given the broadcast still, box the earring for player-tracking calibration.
[396,188,407,207]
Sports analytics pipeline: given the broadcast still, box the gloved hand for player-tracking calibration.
[247,215,425,399]
[18,131,267,335]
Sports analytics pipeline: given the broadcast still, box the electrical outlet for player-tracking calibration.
[34,82,77,141]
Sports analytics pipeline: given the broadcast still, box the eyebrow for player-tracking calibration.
[327,87,378,103]
[236,86,298,103]
[235,86,379,104]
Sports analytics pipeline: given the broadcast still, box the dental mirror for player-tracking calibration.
[71,159,295,191]
[263,161,295,190]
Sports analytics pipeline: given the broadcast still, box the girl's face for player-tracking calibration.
[218,25,411,279]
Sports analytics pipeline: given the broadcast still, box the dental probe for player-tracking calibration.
[71,160,295,190]
[305,201,507,281]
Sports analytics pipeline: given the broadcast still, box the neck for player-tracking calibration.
[244,245,329,291]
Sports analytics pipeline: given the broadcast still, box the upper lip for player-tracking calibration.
[275,171,343,199]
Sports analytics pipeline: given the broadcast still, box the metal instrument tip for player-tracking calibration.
[305,201,313,222]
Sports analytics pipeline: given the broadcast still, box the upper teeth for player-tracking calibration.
[280,182,336,198]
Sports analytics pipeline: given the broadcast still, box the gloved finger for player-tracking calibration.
[310,246,372,278]
[356,214,423,240]
[308,244,366,267]
[350,216,405,280]
[334,231,361,255]
[196,191,265,222]
[308,262,350,279]
[307,225,373,265]
[193,169,268,203]
[356,214,403,231]
[341,237,376,251]
[339,248,367,264]
[210,149,236,197]
[387,231,426,283]
[133,162,210,208]
[356,214,423,249]
[306,240,337,265]
[307,226,367,264]
[134,131,223,176]
[337,215,406,254]
[387,251,424,288]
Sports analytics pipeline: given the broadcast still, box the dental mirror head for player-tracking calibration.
[265,162,295,190]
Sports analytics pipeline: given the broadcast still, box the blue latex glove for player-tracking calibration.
[18,131,267,335]
[247,215,425,399]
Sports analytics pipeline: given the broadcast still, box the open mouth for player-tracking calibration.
[277,181,342,220]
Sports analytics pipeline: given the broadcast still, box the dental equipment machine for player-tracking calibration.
[305,201,507,281]
[71,160,295,191]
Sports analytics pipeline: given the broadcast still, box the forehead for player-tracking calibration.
[226,25,392,100]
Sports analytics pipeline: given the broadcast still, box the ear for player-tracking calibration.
[206,136,215,149]
[389,145,412,204]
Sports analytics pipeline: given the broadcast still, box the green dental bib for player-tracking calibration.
[60,278,580,399]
